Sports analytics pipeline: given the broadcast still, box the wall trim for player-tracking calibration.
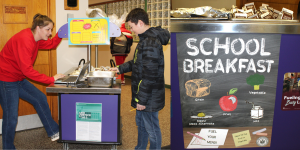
[0,114,43,134]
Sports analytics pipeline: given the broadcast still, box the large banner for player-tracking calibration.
[176,33,281,148]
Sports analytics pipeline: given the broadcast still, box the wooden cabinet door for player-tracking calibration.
[0,0,58,130]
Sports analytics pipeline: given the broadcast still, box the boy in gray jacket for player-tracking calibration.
[110,8,170,150]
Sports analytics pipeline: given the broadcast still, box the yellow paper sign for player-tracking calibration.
[68,18,109,45]
[232,130,251,147]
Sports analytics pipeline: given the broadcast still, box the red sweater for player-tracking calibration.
[0,28,62,84]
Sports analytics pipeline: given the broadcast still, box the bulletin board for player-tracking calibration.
[68,18,110,45]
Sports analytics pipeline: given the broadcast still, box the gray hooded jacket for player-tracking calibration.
[118,26,170,112]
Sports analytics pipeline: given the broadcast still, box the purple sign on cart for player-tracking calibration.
[60,94,119,143]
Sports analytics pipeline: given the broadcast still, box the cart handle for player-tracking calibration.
[110,59,116,67]
[78,59,85,67]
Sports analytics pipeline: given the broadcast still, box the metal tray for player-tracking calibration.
[86,71,115,87]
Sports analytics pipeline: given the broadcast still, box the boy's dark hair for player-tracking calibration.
[125,8,149,25]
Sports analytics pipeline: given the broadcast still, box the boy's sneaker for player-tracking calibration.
[51,132,59,141]
[121,80,125,85]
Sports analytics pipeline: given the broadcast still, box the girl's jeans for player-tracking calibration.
[0,79,59,149]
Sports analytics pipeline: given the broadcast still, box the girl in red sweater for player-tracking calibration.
[0,14,65,149]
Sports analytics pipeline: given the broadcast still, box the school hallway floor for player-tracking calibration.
[0,78,170,149]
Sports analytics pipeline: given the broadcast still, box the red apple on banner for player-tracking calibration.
[219,88,238,111]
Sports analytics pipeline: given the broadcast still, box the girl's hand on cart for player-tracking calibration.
[53,73,66,80]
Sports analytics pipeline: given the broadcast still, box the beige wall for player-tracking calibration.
[92,43,171,85]
[172,0,236,10]
[56,0,89,73]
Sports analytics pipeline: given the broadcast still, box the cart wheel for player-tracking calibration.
[111,144,117,150]
[63,143,69,150]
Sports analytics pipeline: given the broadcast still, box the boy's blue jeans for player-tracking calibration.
[135,110,161,150]
[0,79,59,149]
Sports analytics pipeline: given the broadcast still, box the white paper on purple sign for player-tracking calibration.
[187,133,219,149]
[199,128,229,146]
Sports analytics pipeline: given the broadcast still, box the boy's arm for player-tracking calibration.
[135,39,162,106]
[118,60,133,74]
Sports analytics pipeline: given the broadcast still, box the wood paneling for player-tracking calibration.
[3,5,28,24]
[35,51,50,65]
[48,0,59,123]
